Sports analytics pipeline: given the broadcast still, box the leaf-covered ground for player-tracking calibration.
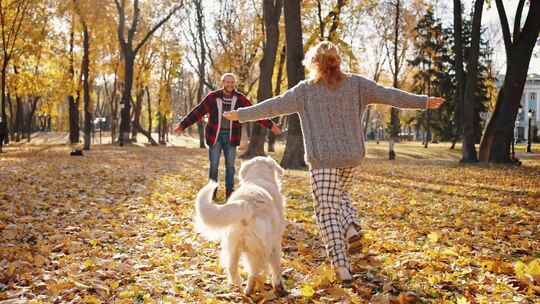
[1,142,539,303]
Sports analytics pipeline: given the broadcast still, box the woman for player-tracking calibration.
[223,41,444,285]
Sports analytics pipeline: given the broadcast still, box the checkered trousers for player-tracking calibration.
[310,167,361,271]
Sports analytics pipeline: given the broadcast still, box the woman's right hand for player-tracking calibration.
[223,110,240,121]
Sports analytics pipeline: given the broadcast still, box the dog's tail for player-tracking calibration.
[194,181,251,240]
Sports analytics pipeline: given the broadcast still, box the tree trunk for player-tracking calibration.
[146,86,152,136]
[159,116,168,144]
[25,97,38,142]
[82,24,92,150]
[266,118,279,152]
[281,0,306,169]
[363,107,371,139]
[67,24,80,144]
[241,0,282,159]
[14,96,22,142]
[164,116,169,142]
[274,45,286,97]
[479,0,540,162]
[424,67,432,149]
[7,93,13,141]
[131,89,144,142]
[119,53,134,146]
[461,0,484,163]
[68,95,80,143]
[114,1,181,146]
[1,64,8,144]
[130,87,157,145]
[110,81,119,144]
[268,45,287,152]
[134,118,158,145]
[452,0,464,151]
[194,0,207,149]
[157,112,162,144]
[110,103,117,143]
[389,0,401,160]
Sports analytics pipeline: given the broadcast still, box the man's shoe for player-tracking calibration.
[225,189,234,200]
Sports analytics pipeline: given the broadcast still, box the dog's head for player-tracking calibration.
[239,156,284,185]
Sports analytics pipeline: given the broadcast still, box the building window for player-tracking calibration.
[529,92,537,111]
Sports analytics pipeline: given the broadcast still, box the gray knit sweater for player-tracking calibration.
[237,74,428,169]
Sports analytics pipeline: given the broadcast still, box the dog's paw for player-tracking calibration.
[244,285,254,296]
[227,277,242,289]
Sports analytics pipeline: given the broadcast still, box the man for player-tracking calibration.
[175,73,281,199]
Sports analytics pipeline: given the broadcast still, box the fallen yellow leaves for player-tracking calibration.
[300,284,315,298]
[427,231,441,243]
[83,295,102,304]
[514,259,540,293]
[0,144,539,303]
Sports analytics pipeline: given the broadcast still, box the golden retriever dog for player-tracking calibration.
[194,156,287,296]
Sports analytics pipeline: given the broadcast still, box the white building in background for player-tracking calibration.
[517,74,540,141]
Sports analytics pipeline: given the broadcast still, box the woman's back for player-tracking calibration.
[297,76,365,169]
[237,73,428,169]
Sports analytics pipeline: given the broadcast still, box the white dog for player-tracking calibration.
[194,156,287,296]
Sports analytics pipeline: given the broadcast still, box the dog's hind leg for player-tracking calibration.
[222,238,242,287]
[269,247,287,296]
[245,274,260,295]
[227,250,242,288]
[244,254,263,295]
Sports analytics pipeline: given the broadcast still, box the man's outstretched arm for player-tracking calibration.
[175,94,212,133]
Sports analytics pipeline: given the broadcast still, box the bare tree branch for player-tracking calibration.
[317,0,324,38]
[128,0,140,46]
[114,0,128,52]
[494,0,512,56]
[134,4,182,53]
[327,0,346,40]
[134,3,183,55]
[513,0,526,42]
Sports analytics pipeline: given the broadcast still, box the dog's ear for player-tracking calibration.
[239,159,254,180]
[267,157,284,177]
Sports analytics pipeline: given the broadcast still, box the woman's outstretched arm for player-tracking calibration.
[224,81,306,122]
[360,75,444,109]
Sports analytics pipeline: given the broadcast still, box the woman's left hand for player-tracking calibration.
[223,111,239,121]
[427,97,445,109]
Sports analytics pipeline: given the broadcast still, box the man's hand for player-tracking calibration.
[223,110,239,121]
[427,97,445,109]
[174,124,184,134]
[271,124,282,135]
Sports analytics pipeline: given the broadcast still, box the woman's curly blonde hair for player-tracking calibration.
[303,41,346,90]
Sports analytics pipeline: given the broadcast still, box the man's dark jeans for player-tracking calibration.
[208,130,236,195]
